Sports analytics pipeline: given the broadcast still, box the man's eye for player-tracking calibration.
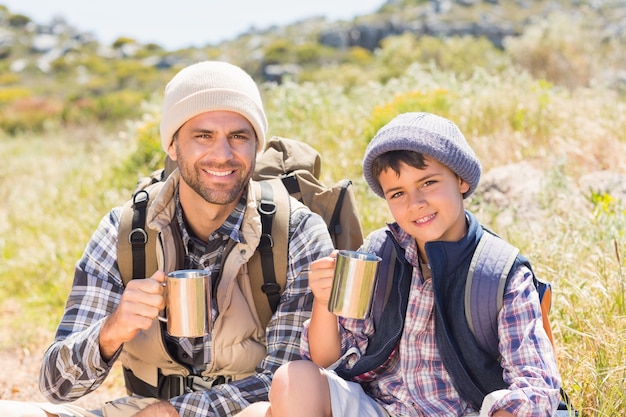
[232,134,252,141]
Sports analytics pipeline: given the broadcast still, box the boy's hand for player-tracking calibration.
[308,251,338,310]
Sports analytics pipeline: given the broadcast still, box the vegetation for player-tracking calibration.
[1,2,625,415]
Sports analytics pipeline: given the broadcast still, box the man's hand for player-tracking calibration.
[134,400,179,416]
[99,271,166,360]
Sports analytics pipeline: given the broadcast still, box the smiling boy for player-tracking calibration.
[237,112,561,417]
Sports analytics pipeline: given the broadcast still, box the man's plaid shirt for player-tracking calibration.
[39,188,334,416]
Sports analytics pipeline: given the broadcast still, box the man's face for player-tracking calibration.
[168,111,257,205]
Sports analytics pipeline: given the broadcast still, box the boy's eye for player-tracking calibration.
[390,191,404,199]
[422,180,436,188]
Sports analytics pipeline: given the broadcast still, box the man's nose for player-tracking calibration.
[208,135,234,160]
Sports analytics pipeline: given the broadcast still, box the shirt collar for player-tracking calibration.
[175,187,248,248]
[388,222,419,269]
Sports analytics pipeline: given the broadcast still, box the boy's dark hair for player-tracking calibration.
[371,150,427,185]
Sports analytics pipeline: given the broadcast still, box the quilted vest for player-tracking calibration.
[120,171,268,394]
[335,212,528,410]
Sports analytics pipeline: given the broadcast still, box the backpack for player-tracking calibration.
[465,231,577,416]
[358,229,577,416]
[117,136,364,327]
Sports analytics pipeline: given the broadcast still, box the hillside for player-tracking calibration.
[1,0,625,134]
[1,1,625,415]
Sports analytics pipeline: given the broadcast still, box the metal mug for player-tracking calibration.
[328,250,381,319]
[158,269,211,337]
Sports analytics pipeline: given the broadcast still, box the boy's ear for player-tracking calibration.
[458,177,470,194]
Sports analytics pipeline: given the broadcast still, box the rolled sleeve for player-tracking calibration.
[491,266,562,416]
[39,208,125,401]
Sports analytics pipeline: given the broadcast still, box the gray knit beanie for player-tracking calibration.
[362,112,481,199]
[160,61,268,153]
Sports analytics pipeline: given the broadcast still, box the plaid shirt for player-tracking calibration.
[40,187,334,416]
[301,222,561,417]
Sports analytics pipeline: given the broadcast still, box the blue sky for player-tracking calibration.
[1,0,383,49]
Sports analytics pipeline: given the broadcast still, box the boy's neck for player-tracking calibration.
[418,254,432,281]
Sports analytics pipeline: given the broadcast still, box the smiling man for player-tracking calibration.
[0,61,334,417]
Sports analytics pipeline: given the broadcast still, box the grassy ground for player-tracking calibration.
[0,126,133,406]
[1,66,625,415]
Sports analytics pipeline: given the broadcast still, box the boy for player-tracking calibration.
[237,112,561,417]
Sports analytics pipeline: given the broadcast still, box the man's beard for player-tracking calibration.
[177,155,255,205]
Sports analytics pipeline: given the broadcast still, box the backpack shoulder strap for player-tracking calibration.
[464,230,519,359]
[248,179,290,328]
[117,181,163,285]
[465,232,577,414]
[371,233,399,327]
[536,278,556,349]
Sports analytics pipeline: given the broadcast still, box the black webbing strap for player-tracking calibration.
[123,367,230,400]
[129,189,150,279]
[280,174,301,200]
[327,179,351,242]
[257,181,281,313]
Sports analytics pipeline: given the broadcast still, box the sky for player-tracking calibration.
[1,0,384,50]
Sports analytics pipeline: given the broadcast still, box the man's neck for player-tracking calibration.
[179,188,241,242]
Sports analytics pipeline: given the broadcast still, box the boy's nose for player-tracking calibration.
[410,191,427,208]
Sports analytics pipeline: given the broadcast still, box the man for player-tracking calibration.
[1,61,334,416]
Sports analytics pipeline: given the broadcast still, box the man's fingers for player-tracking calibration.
[126,274,165,296]
[150,270,167,283]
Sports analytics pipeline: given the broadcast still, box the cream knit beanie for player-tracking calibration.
[159,61,268,152]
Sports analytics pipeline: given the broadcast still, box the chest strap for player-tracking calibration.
[123,367,231,400]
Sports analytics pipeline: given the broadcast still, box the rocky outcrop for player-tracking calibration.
[318,0,626,51]
[473,162,626,232]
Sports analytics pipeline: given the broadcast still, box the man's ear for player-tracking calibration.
[166,139,177,161]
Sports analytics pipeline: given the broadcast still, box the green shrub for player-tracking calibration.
[0,96,63,134]
[0,86,31,105]
[504,12,614,89]
[363,88,452,141]
[61,90,148,126]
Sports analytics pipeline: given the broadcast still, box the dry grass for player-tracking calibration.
[1,66,625,415]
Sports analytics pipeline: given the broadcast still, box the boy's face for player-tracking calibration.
[378,156,470,255]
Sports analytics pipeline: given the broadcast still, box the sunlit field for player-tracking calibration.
[1,13,625,415]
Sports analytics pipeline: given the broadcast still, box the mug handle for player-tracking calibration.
[158,281,168,323]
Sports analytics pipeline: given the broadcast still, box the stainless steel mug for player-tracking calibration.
[158,269,211,337]
[328,250,381,319]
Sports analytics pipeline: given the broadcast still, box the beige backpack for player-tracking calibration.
[117,136,364,327]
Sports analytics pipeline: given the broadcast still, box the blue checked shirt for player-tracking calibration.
[301,223,561,417]
[39,188,334,416]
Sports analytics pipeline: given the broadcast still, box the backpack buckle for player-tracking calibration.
[132,189,149,207]
[259,233,274,249]
[129,228,148,246]
[261,282,281,295]
[258,200,277,216]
